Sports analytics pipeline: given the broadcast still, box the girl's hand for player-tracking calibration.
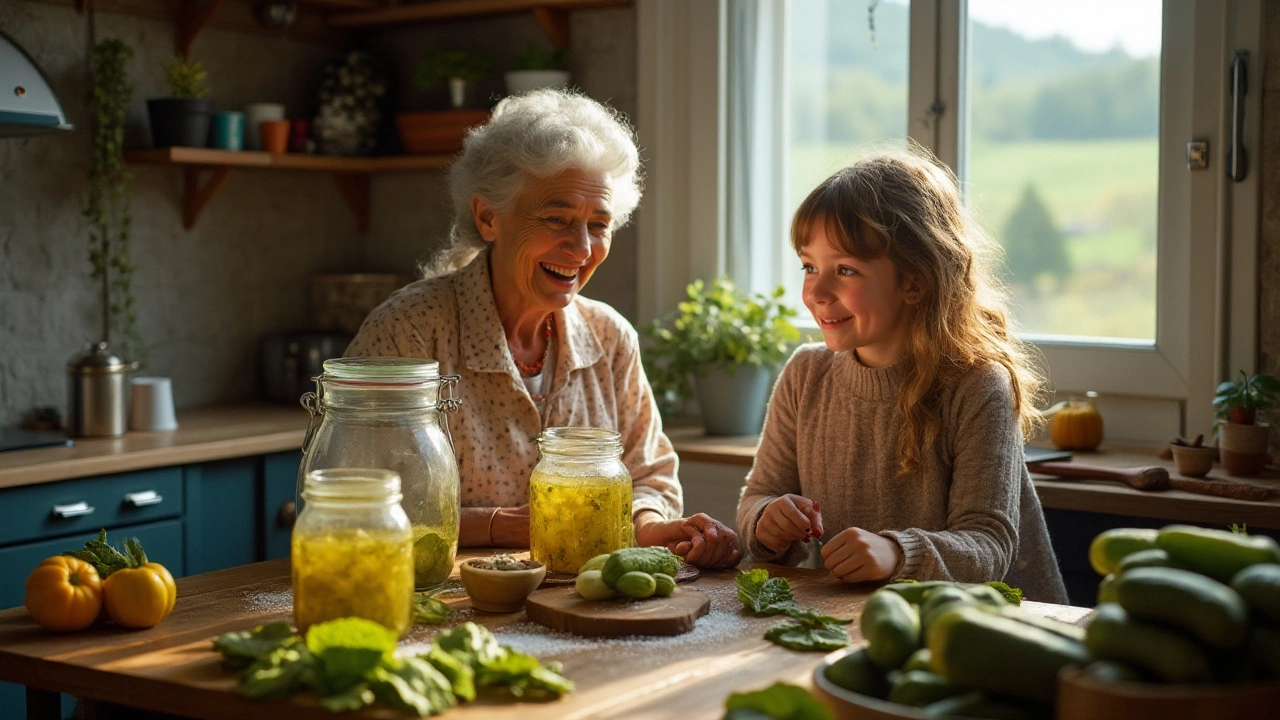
[820,528,902,583]
[636,513,742,568]
[756,494,824,553]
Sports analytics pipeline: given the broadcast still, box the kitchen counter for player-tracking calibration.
[0,404,307,491]
[0,550,1088,720]
[667,426,1280,530]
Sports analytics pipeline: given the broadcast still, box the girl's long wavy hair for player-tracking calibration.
[791,147,1046,475]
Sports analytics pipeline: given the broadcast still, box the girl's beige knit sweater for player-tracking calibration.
[737,344,1069,603]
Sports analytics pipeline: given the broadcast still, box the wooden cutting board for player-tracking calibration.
[524,585,711,637]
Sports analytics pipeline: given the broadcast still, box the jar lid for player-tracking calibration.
[66,341,131,375]
[302,468,403,502]
[322,357,440,383]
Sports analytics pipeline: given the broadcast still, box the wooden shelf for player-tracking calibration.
[328,0,631,48]
[125,147,452,234]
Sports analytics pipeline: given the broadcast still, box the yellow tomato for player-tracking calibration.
[102,565,173,629]
[145,562,178,616]
[25,556,103,632]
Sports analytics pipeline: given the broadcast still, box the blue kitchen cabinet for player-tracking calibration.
[263,450,301,560]
[183,457,261,576]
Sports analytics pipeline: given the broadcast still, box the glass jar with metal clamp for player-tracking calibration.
[298,357,462,590]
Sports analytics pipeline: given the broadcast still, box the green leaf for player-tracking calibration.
[736,569,798,615]
[63,529,131,578]
[371,657,457,716]
[723,682,834,720]
[240,645,312,699]
[212,622,299,670]
[985,581,1023,605]
[413,593,452,625]
[318,682,375,712]
[432,622,505,668]
[306,618,398,693]
[423,645,475,702]
[763,622,850,652]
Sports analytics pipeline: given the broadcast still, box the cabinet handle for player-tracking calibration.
[124,490,164,507]
[277,500,297,529]
[52,501,95,519]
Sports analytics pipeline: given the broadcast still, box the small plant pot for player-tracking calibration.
[1218,421,1271,477]
[695,364,773,437]
[459,559,546,613]
[147,98,213,148]
[1170,445,1217,478]
[505,70,570,96]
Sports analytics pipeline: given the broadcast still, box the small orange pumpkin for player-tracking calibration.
[1048,392,1104,451]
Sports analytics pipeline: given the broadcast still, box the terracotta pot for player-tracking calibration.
[396,110,489,154]
[1218,421,1271,477]
[1170,445,1217,478]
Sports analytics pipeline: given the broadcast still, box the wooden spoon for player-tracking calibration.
[1027,461,1277,502]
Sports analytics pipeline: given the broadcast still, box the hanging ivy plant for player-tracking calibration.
[84,38,143,364]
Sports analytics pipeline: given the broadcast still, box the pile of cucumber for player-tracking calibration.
[1087,524,1280,684]
[574,547,681,601]
[823,524,1280,719]
[825,581,1085,719]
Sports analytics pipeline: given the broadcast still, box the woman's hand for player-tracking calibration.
[756,494,824,553]
[820,528,902,583]
[635,512,742,568]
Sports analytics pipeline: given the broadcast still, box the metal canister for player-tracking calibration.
[67,342,133,438]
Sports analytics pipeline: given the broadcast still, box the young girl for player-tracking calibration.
[736,149,1068,603]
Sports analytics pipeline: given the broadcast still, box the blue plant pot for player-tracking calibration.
[694,364,773,436]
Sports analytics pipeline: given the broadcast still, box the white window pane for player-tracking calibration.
[782,0,911,310]
[963,1,1162,343]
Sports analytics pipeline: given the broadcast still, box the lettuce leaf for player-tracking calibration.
[724,682,834,720]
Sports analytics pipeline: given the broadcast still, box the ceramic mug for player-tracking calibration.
[210,111,245,151]
[244,102,286,150]
[260,120,291,156]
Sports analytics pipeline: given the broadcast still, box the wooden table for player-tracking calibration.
[0,551,1087,720]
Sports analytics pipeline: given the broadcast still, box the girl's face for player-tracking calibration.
[799,224,920,368]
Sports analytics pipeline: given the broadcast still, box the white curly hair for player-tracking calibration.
[422,88,644,279]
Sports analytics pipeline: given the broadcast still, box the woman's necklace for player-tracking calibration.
[514,317,554,377]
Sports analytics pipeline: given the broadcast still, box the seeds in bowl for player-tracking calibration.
[469,554,540,572]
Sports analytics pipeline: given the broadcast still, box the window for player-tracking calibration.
[636,0,1261,442]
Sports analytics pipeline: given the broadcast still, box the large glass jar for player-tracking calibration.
[292,468,413,636]
[529,427,634,574]
[299,357,461,590]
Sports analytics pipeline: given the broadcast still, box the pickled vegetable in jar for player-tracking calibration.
[292,468,413,636]
[529,428,633,574]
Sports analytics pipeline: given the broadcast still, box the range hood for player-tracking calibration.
[0,29,71,136]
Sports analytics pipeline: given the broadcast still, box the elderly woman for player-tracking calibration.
[347,89,739,568]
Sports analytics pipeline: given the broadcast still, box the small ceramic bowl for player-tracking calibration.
[1171,444,1217,478]
[459,558,546,613]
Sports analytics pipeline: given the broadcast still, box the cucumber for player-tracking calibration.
[574,570,618,600]
[965,584,1009,609]
[920,587,975,636]
[577,553,611,574]
[921,690,1049,720]
[887,670,964,707]
[1115,547,1185,574]
[1084,603,1212,683]
[903,648,933,673]
[652,573,676,597]
[861,589,922,671]
[823,647,890,699]
[927,605,1090,705]
[601,547,681,588]
[881,581,956,605]
[1080,659,1144,684]
[1115,567,1249,648]
[1230,562,1280,626]
[1248,625,1280,680]
[615,571,657,599]
[1097,573,1118,605]
[1156,524,1280,583]
[1089,528,1158,576]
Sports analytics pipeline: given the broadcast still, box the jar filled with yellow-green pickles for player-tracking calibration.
[529,427,634,574]
[299,357,461,590]
[292,468,413,636]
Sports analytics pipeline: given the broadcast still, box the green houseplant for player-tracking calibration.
[505,44,571,96]
[147,56,213,147]
[415,50,491,109]
[644,278,800,436]
[1212,371,1279,477]
[85,38,143,364]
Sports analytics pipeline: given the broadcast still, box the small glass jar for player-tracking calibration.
[292,468,413,636]
[529,427,634,574]
[299,357,461,591]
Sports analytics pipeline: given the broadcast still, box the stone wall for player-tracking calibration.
[0,2,638,428]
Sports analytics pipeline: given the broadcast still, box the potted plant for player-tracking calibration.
[146,56,212,147]
[85,38,143,365]
[397,49,491,155]
[1212,371,1279,476]
[644,278,800,436]
[505,43,570,96]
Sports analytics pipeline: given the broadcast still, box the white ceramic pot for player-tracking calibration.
[505,70,570,96]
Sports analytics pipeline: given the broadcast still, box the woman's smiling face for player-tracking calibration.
[480,168,615,315]
[799,223,919,368]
